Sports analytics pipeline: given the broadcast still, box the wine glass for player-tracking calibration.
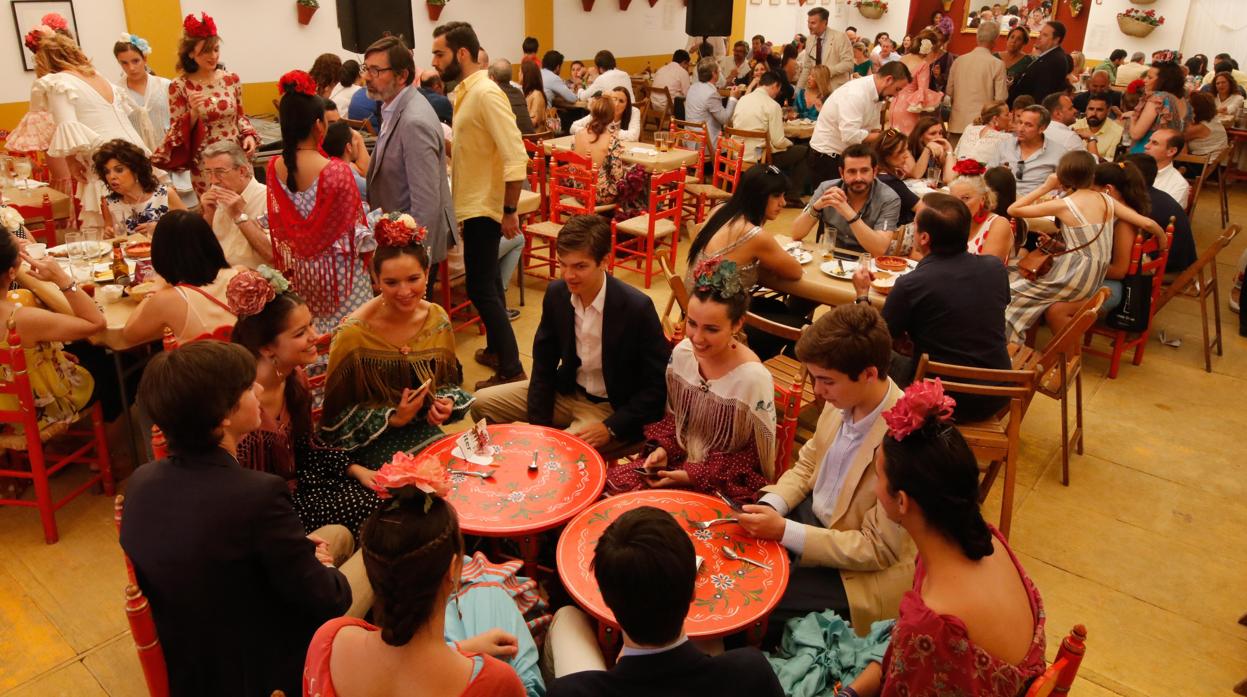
[13,158,33,186]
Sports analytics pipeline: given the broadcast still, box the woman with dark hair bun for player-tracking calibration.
[94,138,185,236]
[838,379,1047,697]
[229,266,380,535]
[319,214,472,469]
[330,59,362,113]
[266,69,372,333]
[607,258,776,498]
[303,458,535,696]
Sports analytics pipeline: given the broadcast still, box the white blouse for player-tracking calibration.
[117,74,172,152]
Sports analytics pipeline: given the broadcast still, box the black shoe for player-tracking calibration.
[507,308,520,322]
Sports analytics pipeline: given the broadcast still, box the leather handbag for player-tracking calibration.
[1016,223,1104,282]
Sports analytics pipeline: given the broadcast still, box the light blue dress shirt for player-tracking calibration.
[541,67,578,105]
[685,81,737,153]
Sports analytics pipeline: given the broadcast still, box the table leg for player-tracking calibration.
[518,534,540,579]
[746,617,770,647]
[110,350,143,469]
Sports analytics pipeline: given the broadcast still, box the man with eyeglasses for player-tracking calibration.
[985,104,1068,196]
[363,35,456,295]
[200,140,272,269]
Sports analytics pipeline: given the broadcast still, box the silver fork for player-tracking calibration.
[720,545,772,570]
[688,517,738,530]
[449,469,493,479]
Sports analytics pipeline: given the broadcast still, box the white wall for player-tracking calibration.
[1180,0,1247,66]
[1081,0,1191,63]
[0,0,128,103]
[553,0,692,62]
[743,0,911,50]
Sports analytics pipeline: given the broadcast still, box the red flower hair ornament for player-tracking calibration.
[183,12,218,39]
[278,70,318,98]
[882,378,957,441]
[225,265,290,318]
[41,13,68,31]
[952,159,986,178]
[374,212,428,248]
[373,452,450,512]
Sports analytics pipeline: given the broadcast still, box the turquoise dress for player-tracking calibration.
[794,88,820,121]
[1129,90,1187,154]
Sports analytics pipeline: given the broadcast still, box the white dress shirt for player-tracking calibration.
[1044,120,1086,152]
[211,177,271,269]
[651,61,692,113]
[578,68,634,101]
[571,278,608,399]
[730,88,793,161]
[719,56,752,85]
[810,74,880,157]
[1155,164,1191,208]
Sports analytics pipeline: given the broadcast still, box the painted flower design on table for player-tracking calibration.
[710,574,735,591]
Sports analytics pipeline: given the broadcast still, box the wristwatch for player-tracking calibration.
[502,205,517,215]
[854,295,870,305]
[58,280,78,293]
[233,213,251,225]
[605,424,618,441]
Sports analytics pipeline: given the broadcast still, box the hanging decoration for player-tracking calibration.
[296,0,319,25]
[1069,0,1084,16]
[582,0,595,9]
[1117,7,1164,36]
[427,0,448,21]
[852,0,888,19]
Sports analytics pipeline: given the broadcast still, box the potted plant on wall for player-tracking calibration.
[620,0,632,9]
[1117,7,1164,37]
[1068,0,1084,17]
[427,0,448,21]
[296,0,318,25]
[852,0,888,19]
[581,0,595,9]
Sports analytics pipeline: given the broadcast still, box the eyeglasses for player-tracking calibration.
[201,167,238,178]
[363,65,394,77]
[1014,159,1026,180]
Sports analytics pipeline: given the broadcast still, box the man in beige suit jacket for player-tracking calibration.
[739,305,915,642]
[798,7,855,96]
[946,20,1008,134]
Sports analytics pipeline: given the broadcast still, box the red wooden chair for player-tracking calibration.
[1083,222,1173,379]
[0,324,114,543]
[114,493,170,697]
[610,167,685,288]
[743,312,814,482]
[684,136,745,224]
[10,194,59,246]
[439,261,484,334]
[1022,625,1089,697]
[523,149,599,283]
[670,127,708,186]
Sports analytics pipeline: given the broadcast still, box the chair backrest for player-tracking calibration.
[1124,219,1174,324]
[670,118,707,135]
[341,117,375,136]
[659,256,690,315]
[743,312,808,481]
[1023,625,1088,697]
[723,126,772,165]
[0,325,43,441]
[1175,150,1217,216]
[649,86,672,118]
[1159,224,1240,309]
[646,167,685,230]
[10,195,58,246]
[548,149,598,223]
[631,77,650,104]
[523,137,549,218]
[709,136,746,194]
[633,100,650,133]
[1034,287,1109,379]
[670,128,707,184]
[913,354,1041,419]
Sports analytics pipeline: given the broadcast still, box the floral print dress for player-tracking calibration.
[104,184,170,234]
[154,71,258,195]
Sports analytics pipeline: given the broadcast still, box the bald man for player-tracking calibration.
[489,58,536,134]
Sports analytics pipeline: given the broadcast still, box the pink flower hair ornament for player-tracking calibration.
[372,452,450,512]
[882,378,957,441]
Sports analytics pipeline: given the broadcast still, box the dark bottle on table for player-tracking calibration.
[110,240,131,287]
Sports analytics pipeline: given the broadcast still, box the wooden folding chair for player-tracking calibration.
[341,117,376,137]
[1022,625,1089,697]
[1156,224,1240,372]
[610,167,685,288]
[657,256,690,343]
[684,136,745,224]
[743,313,814,481]
[1013,288,1109,485]
[1084,223,1173,378]
[1176,151,1218,221]
[670,118,707,136]
[913,355,1041,539]
[644,86,673,134]
[724,126,772,165]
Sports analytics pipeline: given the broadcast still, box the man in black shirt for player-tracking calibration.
[853,192,1011,420]
[1124,153,1196,274]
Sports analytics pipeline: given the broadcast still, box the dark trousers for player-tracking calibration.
[808,149,843,189]
[771,145,810,200]
[462,217,522,376]
[761,497,850,649]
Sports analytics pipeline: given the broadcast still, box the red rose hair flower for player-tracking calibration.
[23,28,49,53]
[952,158,986,178]
[374,212,429,248]
[183,12,218,39]
[278,70,318,98]
[882,378,956,441]
[373,452,450,503]
[226,269,278,318]
[40,13,68,31]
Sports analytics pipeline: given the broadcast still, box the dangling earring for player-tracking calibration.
[270,355,284,379]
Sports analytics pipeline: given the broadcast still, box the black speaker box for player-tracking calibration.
[685,0,734,38]
[336,0,415,53]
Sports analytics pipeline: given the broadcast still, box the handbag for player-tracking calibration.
[1016,216,1108,282]
[1105,272,1153,331]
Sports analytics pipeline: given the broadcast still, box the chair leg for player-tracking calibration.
[1211,276,1224,357]
[999,444,1018,540]
[1199,277,1213,372]
[92,403,115,496]
[643,232,655,289]
[1059,368,1071,487]
[1107,332,1126,379]
[27,446,58,544]
[1074,368,1085,456]
[1131,332,1148,367]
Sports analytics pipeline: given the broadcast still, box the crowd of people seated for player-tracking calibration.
[2,6,1240,697]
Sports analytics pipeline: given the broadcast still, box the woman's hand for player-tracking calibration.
[241,135,258,157]
[348,464,377,490]
[21,253,72,288]
[388,387,428,427]
[133,222,157,237]
[851,263,875,296]
[649,468,690,488]
[189,91,210,117]
[642,446,668,472]
[426,396,454,426]
[459,629,519,658]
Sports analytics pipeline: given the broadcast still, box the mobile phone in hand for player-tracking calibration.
[717,490,745,513]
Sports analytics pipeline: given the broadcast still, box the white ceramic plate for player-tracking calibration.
[789,249,813,264]
[819,259,859,279]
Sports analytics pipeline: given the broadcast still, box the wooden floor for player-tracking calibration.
[2,186,1245,697]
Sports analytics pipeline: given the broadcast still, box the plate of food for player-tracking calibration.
[871,271,898,294]
[819,258,858,280]
[48,240,111,259]
[123,240,152,259]
[872,255,916,273]
[125,280,159,299]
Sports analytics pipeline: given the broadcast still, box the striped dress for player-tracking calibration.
[1005,192,1115,341]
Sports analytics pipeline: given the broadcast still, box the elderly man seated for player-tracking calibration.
[198,141,272,269]
[687,57,743,154]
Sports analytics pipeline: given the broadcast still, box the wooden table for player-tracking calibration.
[557,490,790,648]
[784,120,815,139]
[758,233,885,308]
[543,136,698,173]
[2,184,73,222]
[423,424,607,575]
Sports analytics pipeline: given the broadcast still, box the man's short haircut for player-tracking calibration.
[201,140,248,168]
[1041,92,1069,113]
[917,193,972,255]
[432,21,482,60]
[557,214,611,263]
[753,34,765,43]
[594,49,617,72]
[698,41,714,59]
[876,60,912,83]
[807,6,830,22]
[795,304,892,379]
[976,20,1000,44]
[1109,49,1128,62]
[1012,94,1035,110]
[1086,94,1110,109]
[1090,69,1110,82]
[541,50,564,72]
[488,59,513,84]
[420,72,442,90]
[139,341,257,454]
[522,36,538,54]
[696,57,718,83]
[364,35,417,86]
[1046,20,1066,42]
[734,40,748,51]
[673,49,691,64]
[841,142,878,168]
[758,71,782,88]
[321,120,352,159]
[1021,104,1051,127]
[593,507,696,646]
[1130,51,1145,62]
[1124,153,1159,186]
[321,96,338,114]
[846,26,857,33]
[1158,128,1185,154]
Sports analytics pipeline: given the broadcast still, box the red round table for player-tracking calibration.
[423,424,606,572]
[556,490,791,644]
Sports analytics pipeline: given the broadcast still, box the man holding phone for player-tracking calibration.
[737,304,914,645]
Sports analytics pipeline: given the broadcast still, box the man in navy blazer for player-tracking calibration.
[1008,20,1073,107]
[363,35,455,277]
[472,215,668,454]
[544,507,784,697]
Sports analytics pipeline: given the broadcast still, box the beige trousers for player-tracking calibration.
[472,379,615,430]
[312,524,373,619]
[541,606,608,680]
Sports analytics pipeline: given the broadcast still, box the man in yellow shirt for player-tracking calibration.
[432,21,529,389]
